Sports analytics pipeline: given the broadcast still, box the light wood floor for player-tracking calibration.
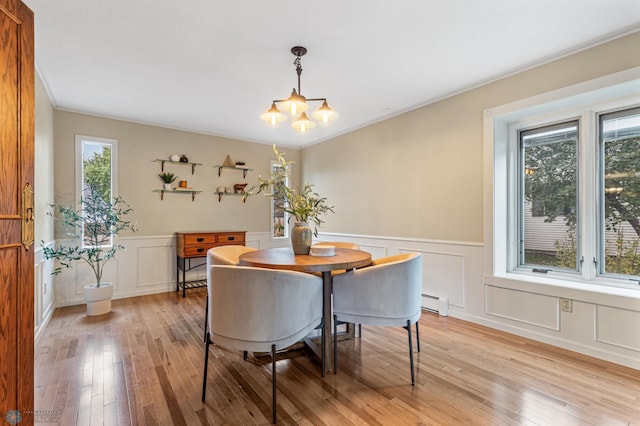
[35,289,640,425]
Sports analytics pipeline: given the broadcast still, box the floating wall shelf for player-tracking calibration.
[153,189,202,202]
[214,191,247,203]
[154,159,202,174]
[213,165,252,178]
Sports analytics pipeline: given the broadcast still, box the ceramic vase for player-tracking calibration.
[291,221,312,255]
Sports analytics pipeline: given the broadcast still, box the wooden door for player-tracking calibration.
[0,0,34,423]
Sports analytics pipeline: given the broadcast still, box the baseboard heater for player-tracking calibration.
[421,294,449,317]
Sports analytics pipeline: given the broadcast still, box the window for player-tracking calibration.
[486,71,640,290]
[519,121,579,271]
[271,161,289,239]
[599,107,640,278]
[506,102,640,285]
[75,135,118,248]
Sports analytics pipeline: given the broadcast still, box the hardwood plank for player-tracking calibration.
[35,292,640,425]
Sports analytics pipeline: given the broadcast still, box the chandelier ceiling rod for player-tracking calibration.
[293,46,304,96]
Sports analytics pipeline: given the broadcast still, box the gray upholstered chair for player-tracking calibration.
[332,252,422,384]
[203,245,257,341]
[202,265,324,424]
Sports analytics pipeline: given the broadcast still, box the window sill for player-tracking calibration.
[487,271,640,301]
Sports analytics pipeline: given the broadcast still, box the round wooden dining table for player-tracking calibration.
[239,247,372,374]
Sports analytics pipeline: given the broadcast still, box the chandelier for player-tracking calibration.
[261,46,338,132]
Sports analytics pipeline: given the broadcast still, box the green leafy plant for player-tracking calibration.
[158,172,177,184]
[42,184,137,287]
[606,229,640,275]
[244,145,334,235]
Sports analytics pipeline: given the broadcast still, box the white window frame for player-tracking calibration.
[484,67,640,291]
[75,134,119,248]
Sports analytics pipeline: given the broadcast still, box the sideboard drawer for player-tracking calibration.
[183,245,211,257]
[184,234,217,245]
[217,232,245,244]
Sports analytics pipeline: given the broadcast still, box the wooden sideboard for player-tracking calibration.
[175,231,246,297]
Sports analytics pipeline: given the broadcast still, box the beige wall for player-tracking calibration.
[53,111,300,237]
[34,74,55,244]
[302,31,640,243]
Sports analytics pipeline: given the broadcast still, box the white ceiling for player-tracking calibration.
[25,0,640,148]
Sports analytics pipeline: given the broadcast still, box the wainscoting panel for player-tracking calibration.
[595,305,640,352]
[486,285,560,331]
[359,243,387,259]
[416,249,465,307]
[319,232,481,312]
[35,246,56,342]
[137,244,175,287]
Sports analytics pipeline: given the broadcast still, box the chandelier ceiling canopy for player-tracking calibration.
[261,46,338,133]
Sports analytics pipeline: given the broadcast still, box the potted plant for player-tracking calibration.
[42,184,137,315]
[158,172,177,189]
[245,145,334,254]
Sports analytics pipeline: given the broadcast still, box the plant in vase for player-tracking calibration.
[158,172,177,189]
[42,184,137,315]
[244,145,334,254]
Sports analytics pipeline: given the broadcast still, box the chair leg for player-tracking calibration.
[243,351,248,361]
[405,320,415,385]
[202,333,211,401]
[203,295,208,343]
[271,344,277,424]
[358,323,362,338]
[333,315,338,374]
[416,321,421,353]
[320,318,325,377]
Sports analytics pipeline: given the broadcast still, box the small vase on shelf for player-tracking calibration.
[291,222,312,255]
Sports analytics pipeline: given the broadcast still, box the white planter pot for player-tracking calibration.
[84,282,114,316]
[163,183,172,190]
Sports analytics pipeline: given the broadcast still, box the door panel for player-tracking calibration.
[0,0,34,423]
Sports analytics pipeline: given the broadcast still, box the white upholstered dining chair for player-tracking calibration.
[332,252,423,385]
[202,245,257,341]
[202,265,324,424]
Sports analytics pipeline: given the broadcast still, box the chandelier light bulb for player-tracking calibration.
[311,100,337,124]
[260,103,287,127]
[292,112,316,133]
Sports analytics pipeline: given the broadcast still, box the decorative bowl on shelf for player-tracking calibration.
[170,154,180,162]
[310,244,335,257]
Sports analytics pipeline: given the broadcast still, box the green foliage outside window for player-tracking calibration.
[84,146,112,202]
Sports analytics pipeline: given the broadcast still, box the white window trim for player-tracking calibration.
[483,67,640,293]
[75,134,119,248]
